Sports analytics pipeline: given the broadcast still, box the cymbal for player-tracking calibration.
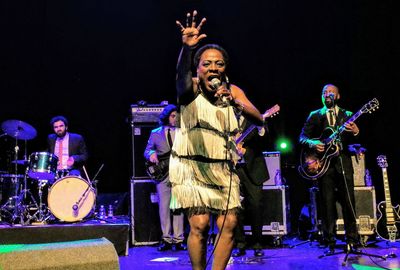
[1,120,37,140]
[11,159,29,165]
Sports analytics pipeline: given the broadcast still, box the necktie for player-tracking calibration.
[167,128,173,148]
[57,138,63,169]
[328,110,335,127]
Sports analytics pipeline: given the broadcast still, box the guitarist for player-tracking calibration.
[232,114,270,258]
[299,84,360,254]
[144,104,186,252]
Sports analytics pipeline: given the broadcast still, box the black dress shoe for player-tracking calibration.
[254,249,264,257]
[173,242,187,251]
[232,248,246,257]
[157,241,172,251]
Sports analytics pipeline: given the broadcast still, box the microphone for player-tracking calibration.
[211,78,221,90]
[211,78,229,104]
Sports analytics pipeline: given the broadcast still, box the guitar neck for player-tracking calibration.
[236,124,257,144]
[337,109,362,134]
[382,167,395,216]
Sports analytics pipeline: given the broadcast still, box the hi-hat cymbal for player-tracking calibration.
[1,120,37,140]
[11,159,29,165]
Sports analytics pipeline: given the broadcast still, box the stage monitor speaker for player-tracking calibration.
[0,238,119,270]
[263,151,281,185]
[130,178,161,245]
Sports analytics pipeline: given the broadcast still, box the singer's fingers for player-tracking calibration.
[176,21,185,32]
[196,18,207,31]
[186,12,190,27]
[191,10,197,28]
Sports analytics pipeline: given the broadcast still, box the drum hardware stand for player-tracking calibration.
[30,179,52,225]
[1,173,40,226]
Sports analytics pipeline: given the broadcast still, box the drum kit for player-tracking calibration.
[0,120,96,225]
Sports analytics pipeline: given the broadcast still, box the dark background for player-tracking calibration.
[1,1,397,229]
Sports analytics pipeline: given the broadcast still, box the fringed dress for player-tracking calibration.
[169,92,241,215]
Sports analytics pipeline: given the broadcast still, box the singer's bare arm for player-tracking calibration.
[176,10,207,105]
[230,85,264,125]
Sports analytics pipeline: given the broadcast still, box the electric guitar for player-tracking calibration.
[235,104,280,160]
[376,155,400,242]
[298,98,379,180]
[145,152,171,182]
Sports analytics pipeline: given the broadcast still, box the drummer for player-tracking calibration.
[47,116,88,178]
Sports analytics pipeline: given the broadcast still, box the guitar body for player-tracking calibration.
[145,153,170,182]
[376,202,400,241]
[298,127,340,180]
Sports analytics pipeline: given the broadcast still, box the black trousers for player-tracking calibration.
[234,166,264,248]
[318,157,358,245]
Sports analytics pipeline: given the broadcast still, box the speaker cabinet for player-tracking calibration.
[336,186,377,235]
[130,178,161,245]
[0,238,119,270]
[243,185,291,236]
[131,126,157,178]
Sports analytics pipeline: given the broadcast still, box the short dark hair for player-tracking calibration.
[194,44,229,68]
[159,104,177,126]
[50,115,68,127]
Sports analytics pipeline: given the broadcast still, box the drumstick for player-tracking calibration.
[92,164,104,183]
[82,165,90,181]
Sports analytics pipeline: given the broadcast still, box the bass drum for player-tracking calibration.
[47,176,96,222]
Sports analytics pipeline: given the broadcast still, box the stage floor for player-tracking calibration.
[119,236,400,270]
[0,215,130,256]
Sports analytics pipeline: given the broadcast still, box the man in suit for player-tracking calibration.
[299,84,360,254]
[47,115,88,177]
[232,115,270,257]
[144,104,186,251]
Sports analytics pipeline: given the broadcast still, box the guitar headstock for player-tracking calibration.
[377,155,388,168]
[360,98,379,114]
[263,104,280,119]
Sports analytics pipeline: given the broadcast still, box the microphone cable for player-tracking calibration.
[204,88,235,270]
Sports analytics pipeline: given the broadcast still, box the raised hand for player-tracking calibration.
[176,10,207,48]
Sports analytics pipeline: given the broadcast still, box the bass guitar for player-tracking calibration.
[145,152,171,182]
[235,104,280,160]
[298,98,379,180]
[376,155,400,242]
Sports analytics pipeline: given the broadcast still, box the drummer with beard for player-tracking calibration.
[47,116,88,178]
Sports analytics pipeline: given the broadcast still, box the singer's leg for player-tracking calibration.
[187,213,210,270]
[212,213,237,270]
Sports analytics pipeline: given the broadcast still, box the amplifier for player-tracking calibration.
[263,151,281,185]
[131,104,167,124]
[336,186,377,236]
[243,185,290,236]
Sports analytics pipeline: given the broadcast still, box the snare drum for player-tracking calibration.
[28,152,58,182]
[47,176,96,222]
